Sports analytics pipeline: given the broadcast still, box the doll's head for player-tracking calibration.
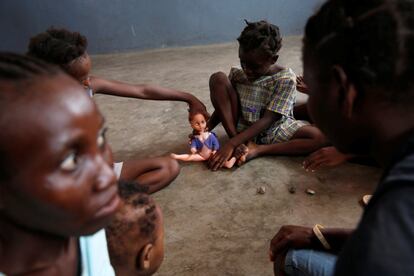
[237,20,282,81]
[106,181,164,276]
[27,27,92,87]
[188,110,210,134]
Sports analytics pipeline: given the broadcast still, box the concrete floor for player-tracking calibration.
[92,36,381,276]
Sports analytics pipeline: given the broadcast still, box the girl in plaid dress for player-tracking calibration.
[207,20,328,170]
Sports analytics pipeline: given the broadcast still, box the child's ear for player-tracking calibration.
[136,244,153,272]
[332,65,358,119]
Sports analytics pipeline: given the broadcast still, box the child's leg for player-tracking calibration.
[170,153,206,162]
[239,126,328,164]
[208,72,240,137]
[294,103,312,122]
[120,156,180,194]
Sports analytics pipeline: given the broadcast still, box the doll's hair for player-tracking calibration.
[188,110,210,122]
[304,0,414,103]
[237,20,282,57]
[0,53,61,180]
[106,180,158,267]
[27,27,88,66]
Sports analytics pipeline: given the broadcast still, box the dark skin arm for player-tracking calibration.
[269,225,353,262]
[90,76,207,114]
[208,110,281,170]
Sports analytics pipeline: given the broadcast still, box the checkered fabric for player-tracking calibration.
[229,67,309,144]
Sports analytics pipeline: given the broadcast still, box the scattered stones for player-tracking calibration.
[306,188,316,195]
[257,186,266,194]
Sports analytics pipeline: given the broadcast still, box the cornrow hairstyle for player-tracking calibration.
[106,181,158,267]
[304,0,414,103]
[0,52,61,180]
[27,27,88,66]
[0,52,60,81]
[237,20,283,57]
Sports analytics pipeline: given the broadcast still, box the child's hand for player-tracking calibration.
[296,75,310,94]
[303,146,352,171]
[208,142,235,171]
[269,225,316,262]
[190,147,197,154]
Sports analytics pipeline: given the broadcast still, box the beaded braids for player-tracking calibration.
[237,20,283,57]
[304,0,414,102]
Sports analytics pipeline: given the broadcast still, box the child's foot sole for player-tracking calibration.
[237,141,259,166]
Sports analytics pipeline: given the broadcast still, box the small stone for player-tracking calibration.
[257,186,266,194]
[288,186,296,194]
[306,189,316,195]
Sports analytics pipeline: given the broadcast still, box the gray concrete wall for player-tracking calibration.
[0,0,324,54]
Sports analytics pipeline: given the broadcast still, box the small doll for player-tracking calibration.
[171,111,236,168]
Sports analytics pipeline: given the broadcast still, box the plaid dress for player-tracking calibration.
[230,67,308,144]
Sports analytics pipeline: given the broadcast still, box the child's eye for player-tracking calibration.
[60,152,78,171]
[97,127,108,149]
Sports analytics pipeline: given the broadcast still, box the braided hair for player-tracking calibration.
[27,27,88,66]
[0,52,59,81]
[237,20,282,57]
[106,181,158,268]
[0,53,61,180]
[304,0,414,103]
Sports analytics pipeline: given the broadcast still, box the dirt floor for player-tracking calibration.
[92,36,381,276]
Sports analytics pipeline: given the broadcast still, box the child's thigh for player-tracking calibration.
[291,125,326,141]
[120,156,180,181]
[209,72,240,107]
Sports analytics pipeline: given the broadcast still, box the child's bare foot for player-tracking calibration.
[237,141,260,166]
[234,144,248,159]
[303,146,353,171]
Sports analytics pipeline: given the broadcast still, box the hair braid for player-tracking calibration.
[237,20,282,57]
[305,0,414,103]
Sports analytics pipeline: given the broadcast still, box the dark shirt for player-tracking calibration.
[335,133,414,275]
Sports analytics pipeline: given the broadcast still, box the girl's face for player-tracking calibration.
[0,73,120,236]
[239,47,277,81]
[190,113,207,133]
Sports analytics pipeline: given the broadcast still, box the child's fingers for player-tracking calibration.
[307,159,326,171]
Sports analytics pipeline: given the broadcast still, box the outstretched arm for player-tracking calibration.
[90,76,207,113]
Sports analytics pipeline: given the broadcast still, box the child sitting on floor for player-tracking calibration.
[171,110,237,168]
[27,27,209,193]
[106,181,164,276]
[207,20,328,170]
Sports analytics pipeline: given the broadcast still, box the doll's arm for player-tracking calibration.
[90,77,207,113]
